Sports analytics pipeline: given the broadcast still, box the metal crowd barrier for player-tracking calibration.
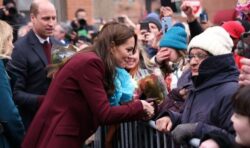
[85,120,200,148]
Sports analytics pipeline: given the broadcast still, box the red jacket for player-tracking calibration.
[22,51,144,148]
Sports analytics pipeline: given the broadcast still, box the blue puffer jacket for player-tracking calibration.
[160,54,239,144]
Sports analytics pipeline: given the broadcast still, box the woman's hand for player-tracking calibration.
[155,48,170,64]
[140,100,155,120]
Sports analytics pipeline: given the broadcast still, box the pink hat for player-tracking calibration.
[221,21,245,39]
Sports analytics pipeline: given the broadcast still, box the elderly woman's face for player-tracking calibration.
[189,48,209,76]
[111,37,135,68]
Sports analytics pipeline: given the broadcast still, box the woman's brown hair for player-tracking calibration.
[232,86,250,120]
[92,22,137,97]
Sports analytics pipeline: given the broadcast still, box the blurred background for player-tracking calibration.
[0,0,237,25]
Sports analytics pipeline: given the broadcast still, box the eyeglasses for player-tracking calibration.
[187,53,209,60]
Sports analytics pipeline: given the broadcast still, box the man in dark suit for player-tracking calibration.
[6,0,59,130]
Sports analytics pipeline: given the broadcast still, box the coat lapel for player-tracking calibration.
[28,30,48,66]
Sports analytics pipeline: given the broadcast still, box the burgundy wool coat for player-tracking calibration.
[22,51,144,148]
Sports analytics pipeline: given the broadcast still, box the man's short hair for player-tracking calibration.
[75,8,86,18]
[30,1,39,16]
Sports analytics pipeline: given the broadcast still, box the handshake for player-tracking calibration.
[140,100,155,120]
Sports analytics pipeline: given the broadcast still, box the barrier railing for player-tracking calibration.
[86,120,200,148]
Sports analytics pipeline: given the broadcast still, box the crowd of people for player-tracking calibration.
[1,0,250,148]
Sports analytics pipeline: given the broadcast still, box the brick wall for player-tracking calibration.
[65,0,238,24]
[92,0,146,23]
[66,0,93,23]
[201,0,237,22]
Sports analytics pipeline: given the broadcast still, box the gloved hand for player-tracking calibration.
[171,123,198,144]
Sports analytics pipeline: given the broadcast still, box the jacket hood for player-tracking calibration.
[192,53,239,89]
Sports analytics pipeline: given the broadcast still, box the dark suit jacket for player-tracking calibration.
[6,30,62,130]
[22,51,144,148]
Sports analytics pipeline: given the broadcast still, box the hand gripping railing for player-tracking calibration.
[86,120,200,148]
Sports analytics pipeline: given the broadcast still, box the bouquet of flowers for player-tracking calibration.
[47,44,78,78]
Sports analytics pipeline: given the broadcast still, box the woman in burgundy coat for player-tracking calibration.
[21,22,154,148]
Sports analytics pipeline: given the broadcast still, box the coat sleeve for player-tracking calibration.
[200,130,235,148]
[6,45,40,112]
[78,58,145,125]
[188,19,204,39]
[155,107,182,128]
[195,122,235,146]
[0,61,25,148]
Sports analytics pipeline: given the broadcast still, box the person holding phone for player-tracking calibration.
[160,6,175,34]
[138,15,162,58]
[142,16,162,35]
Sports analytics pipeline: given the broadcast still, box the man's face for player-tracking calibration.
[77,11,87,20]
[54,24,65,40]
[31,2,57,39]
[149,23,160,35]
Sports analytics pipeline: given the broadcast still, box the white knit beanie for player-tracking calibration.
[187,26,233,56]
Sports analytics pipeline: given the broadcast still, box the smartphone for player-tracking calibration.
[161,16,172,34]
[160,0,178,12]
[140,22,150,32]
[238,32,250,58]
[199,11,208,23]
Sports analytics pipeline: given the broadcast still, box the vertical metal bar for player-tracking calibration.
[90,121,181,148]
[171,135,175,148]
[124,123,128,148]
[163,133,167,148]
[134,121,138,148]
[128,122,133,148]
[115,125,119,148]
[156,130,160,148]
[149,126,154,148]
[121,123,124,148]
[143,124,148,148]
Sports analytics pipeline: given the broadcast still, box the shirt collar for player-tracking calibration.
[34,33,50,44]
